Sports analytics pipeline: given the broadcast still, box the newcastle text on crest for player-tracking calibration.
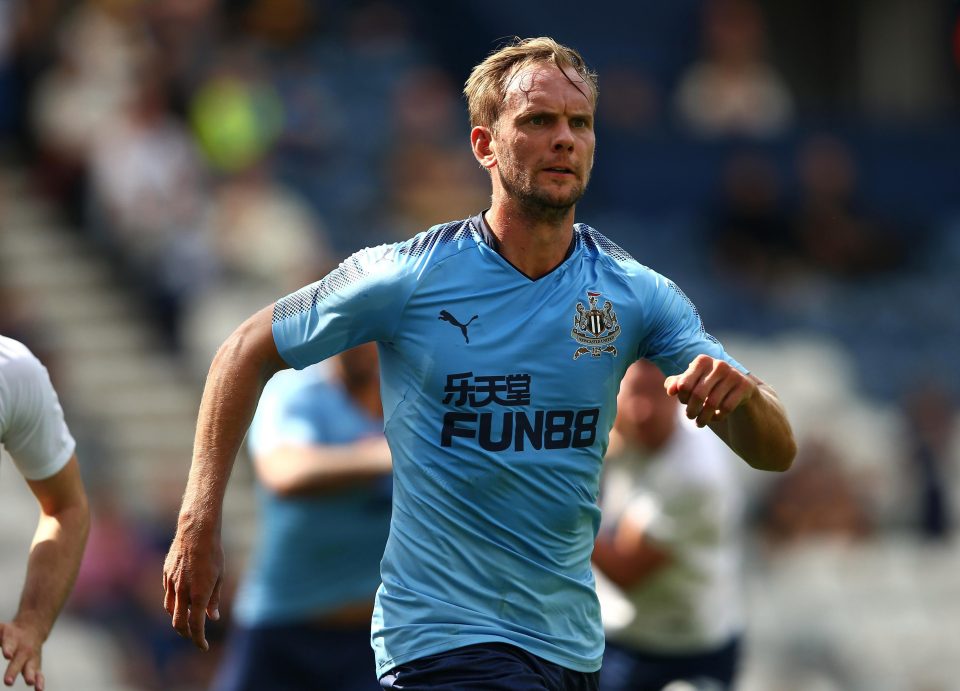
[571,291,621,360]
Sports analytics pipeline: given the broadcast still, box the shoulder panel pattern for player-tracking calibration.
[397,219,470,258]
[273,220,471,323]
[273,251,373,323]
[666,281,720,345]
[578,225,636,263]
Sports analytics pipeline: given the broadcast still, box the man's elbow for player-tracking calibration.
[65,492,91,545]
[751,435,797,473]
[215,307,287,382]
[44,493,91,548]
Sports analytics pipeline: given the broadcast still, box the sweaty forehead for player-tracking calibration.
[503,62,593,111]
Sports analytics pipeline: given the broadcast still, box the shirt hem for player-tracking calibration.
[19,438,75,481]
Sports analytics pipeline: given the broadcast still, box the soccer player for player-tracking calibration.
[212,343,390,691]
[0,336,90,691]
[593,360,745,691]
[163,37,796,690]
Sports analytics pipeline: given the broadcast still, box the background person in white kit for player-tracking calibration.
[593,360,744,691]
[0,336,89,691]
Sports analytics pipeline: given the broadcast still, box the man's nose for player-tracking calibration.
[553,123,575,151]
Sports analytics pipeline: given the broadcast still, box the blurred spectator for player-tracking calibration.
[901,382,956,540]
[1,0,70,155]
[791,133,907,278]
[204,163,331,292]
[141,0,220,112]
[708,150,796,289]
[270,53,346,162]
[178,165,332,376]
[759,438,872,548]
[593,361,745,691]
[675,0,793,137]
[213,344,391,691]
[189,49,283,174]
[384,65,488,238]
[88,65,204,248]
[87,59,212,345]
[392,65,462,145]
[28,1,138,217]
[596,65,661,137]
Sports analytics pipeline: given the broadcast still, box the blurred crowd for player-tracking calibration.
[2,0,960,689]
[1,0,491,359]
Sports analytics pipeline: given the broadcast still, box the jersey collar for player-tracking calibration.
[471,211,577,279]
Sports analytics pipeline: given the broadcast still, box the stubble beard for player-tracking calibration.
[497,158,589,226]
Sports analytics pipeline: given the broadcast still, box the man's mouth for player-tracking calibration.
[543,166,575,175]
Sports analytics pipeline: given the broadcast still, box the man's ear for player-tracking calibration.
[471,126,497,169]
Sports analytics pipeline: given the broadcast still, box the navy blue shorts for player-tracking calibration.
[598,636,741,691]
[212,621,380,691]
[379,642,600,691]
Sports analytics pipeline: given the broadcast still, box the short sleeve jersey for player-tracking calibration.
[0,336,76,481]
[272,214,746,675]
[234,364,391,625]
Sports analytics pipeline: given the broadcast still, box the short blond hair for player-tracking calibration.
[463,36,598,130]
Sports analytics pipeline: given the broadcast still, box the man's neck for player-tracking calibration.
[484,201,576,280]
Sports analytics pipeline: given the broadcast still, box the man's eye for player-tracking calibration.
[530,116,545,126]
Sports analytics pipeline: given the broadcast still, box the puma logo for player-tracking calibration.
[439,310,478,343]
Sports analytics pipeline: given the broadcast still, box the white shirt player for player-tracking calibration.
[596,410,744,653]
[0,336,76,481]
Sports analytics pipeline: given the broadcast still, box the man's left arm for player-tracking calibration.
[1,454,90,691]
[592,511,671,590]
[665,354,796,471]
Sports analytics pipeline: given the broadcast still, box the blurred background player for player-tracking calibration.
[5,1,960,688]
[593,360,744,691]
[212,342,391,691]
[0,335,90,691]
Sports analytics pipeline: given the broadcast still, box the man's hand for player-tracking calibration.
[1,621,45,690]
[664,354,756,428]
[162,523,224,652]
[666,354,796,471]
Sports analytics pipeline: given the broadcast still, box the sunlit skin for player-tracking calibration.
[162,48,796,656]
[471,63,596,278]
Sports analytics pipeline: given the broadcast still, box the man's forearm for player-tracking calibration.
[712,380,796,472]
[180,320,285,530]
[592,532,669,591]
[257,438,392,496]
[164,306,287,650]
[15,505,89,641]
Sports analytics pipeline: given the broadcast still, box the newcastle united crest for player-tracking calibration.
[571,291,621,359]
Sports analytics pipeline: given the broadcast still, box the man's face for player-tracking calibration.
[490,62,596,216]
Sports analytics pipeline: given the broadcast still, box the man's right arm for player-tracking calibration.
[163,240,415,648]
[255,437,392,497]
[162,304,287,651]
[592,508,671,590]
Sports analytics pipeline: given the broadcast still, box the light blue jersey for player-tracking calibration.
[234,364,390,626]
[272,214,746,676]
